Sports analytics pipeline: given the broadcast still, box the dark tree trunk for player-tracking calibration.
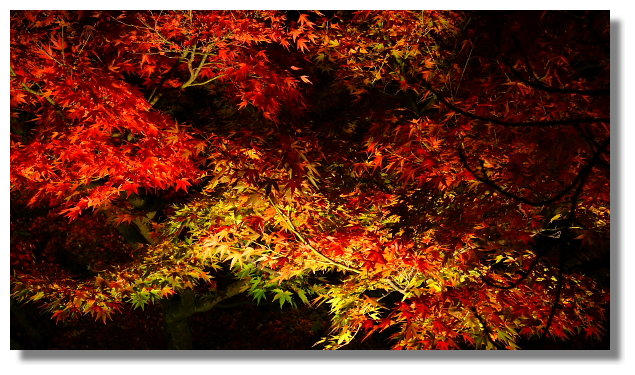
[11,300,46,349]
[160,281,248,349]
[162,290,195,350]
[163,313,193,350]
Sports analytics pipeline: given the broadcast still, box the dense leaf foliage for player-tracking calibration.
[11,10,609,349]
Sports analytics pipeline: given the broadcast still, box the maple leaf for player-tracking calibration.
[113,213,136,225]
[120,181,141,196]
[289,29,302,42]
[296,38,309,53]
[584,326,603,340]
[160,286,176,297]
[51,310,67,324]
[9,10,609,351]
[297,14,314,27]
[174,178,192,193]
[435,340,451,350]
[60,206,82,220]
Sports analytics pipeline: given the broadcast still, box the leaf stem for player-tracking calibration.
[267,196,361,274]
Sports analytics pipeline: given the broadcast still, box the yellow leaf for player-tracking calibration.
[550,213,562,222]
[31,291,45,301]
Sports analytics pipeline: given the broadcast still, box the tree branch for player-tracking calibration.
[267,196,361,274]
[193,279,249,314]
[11,66,62,110]
[180,53,210,89]
[506,33,608,97]
[470,307,506,350]
[481,255,542,290]
[457,137,609,207]
[187,73,225,87]
[502,59,609,96]
[421,80,609,127]
[541,164,589,338]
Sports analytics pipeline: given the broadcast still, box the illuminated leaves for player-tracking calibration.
[174,178,191,193]
[10,10,608,351]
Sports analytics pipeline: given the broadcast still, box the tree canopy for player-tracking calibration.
[10,10,609,350]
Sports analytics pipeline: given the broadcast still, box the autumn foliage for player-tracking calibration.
[10,10,609,350]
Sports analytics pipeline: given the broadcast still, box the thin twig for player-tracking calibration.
[421,80,609,127]
[541,165,589,338]
[481,255,542,290]
[470,307,506,350]
[267,196,361,274]
[457,137,609,207]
